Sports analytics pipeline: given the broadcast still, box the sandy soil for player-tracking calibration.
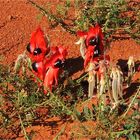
[0,0,139,139]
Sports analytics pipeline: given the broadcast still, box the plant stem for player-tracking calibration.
[53,123,67,140]
[111,128,136,138]
[122,86,140,118]
[76,73,88,83]
[18,114,30,140]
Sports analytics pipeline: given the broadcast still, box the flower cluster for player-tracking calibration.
[27,25,110,97]
[76,24,110,98]
[27,27,67,94]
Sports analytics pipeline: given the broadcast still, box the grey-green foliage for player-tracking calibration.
[83,106,94,121]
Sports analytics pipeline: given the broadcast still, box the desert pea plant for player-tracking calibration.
[76,24,110,107]
[26,27,67,94]
[14,51,32,74]
[86,61,96,98]
[1,37,140,140]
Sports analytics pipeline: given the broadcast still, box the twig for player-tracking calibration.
[27,0,75,34]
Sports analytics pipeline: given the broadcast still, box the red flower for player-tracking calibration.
[27,27,49,62]
[45,46,67,70]
[85,24,104,52]
[43,46,67,93]
[77,24,104,68]
[27,27,67,94]
[43,66,59,94]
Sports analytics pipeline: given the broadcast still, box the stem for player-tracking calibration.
[53,123,67,140]
[18,114,30,140]
[76,73,88,83]
[111,128,136,138]
[122,86,140,118]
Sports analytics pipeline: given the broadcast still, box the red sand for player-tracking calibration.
[0,0,139,139]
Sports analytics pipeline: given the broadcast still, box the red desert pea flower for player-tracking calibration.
[77,24,104,51]
[29,45,67,94]
[85,24,104,53]
[27,27,50,62]
[43,46,67,94]
[27,27,68,94]
[45,46,67,70]
[77,24,104,68]
[43,66,60,94]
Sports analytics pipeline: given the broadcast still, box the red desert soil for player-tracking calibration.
[0,0,140,140]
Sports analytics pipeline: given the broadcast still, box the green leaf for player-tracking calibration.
[128,134,135,140]
[83,106,93,121]
[74,109,81,117]
[128,132,140,140]
[65,0,71,7]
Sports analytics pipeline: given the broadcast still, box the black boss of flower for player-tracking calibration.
[26,43,31,53]
[54,59,64,68]
[32,62,38,72]
[33,48,42,55]
[89,36,100,47]
[89,36,101,57]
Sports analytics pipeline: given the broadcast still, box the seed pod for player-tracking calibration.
[75,37,86,59]
[127,56,135,75]
[87,62,96,98]
[98,61,108,107]
[127,56,135,86]
[116,67,123,99]
[14,51,27,73]
[98,61,106,96]
[110,67,119,104]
